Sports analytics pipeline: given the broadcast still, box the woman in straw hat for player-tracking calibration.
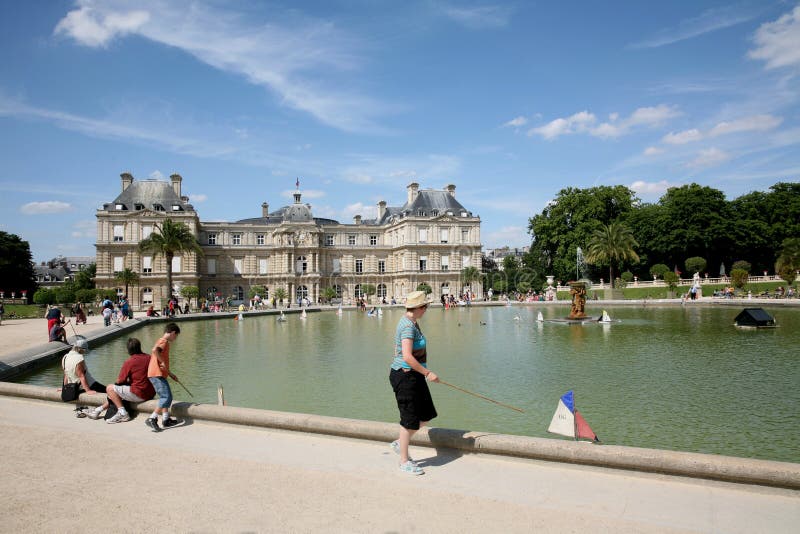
[389,290,439,475]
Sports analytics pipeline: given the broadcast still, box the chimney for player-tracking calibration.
[170,173,182,197]
[407,182,419,204]
[353,214,362,225]
[262,202,269,217]
[377,200,387,220]
[445,184,456,197]
[121,172,133,191]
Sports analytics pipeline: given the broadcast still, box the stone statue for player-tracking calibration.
[568,283,587,319]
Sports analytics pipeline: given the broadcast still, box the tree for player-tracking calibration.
[527,185,639,283]
[649,263,670,280]
[775,237,800,274]
[732,260,751,273]
[416,283,432,294]
[180,285,200,308]
[273,287,288,305]
[75,288,96,304]
[73,263,96,290]
[731,268,749,289]
[138,219,202,301]
[33,288,56,306]
[321,286,338,303]
[684,257,707,275]
[663,272,679,294]
[248,285,267,299]
[361,283,376,303]
[54,285,76,305]
[114,267,140,297]
[0,231,37,301]
[585,222,640,288]
[461,266,480,289]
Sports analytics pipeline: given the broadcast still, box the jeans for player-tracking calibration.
[149,376,173,408]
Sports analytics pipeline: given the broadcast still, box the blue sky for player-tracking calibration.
[1,0,799,263]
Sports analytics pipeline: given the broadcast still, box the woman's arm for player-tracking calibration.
[75,361,95,394]
[401,339,438,382]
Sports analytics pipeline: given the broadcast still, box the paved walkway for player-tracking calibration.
[1,396,798,533]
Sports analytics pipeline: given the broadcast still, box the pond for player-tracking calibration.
[16,304,800,463]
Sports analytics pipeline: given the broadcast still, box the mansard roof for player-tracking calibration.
[371,189,474,225]
[101,180,194,213]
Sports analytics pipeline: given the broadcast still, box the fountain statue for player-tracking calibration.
[568,281,588,319]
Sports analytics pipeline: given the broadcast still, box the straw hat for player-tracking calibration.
[73,337,89,351]
[404,290,432,309]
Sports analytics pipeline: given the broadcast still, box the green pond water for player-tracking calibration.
[16,305,800,463]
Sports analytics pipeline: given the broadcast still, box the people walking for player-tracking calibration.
[388,291,439,475]
[145,323,182,432]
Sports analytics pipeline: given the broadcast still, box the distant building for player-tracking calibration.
[95,173,483,309]
[34,256,94,287]
[484,246,529,270]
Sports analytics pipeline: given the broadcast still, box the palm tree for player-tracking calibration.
[114,267,139,298]
[138,219,202,302]
[273,287,288,306]
[585,222,640,288]
[461,266,480,290]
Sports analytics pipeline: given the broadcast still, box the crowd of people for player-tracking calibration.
[62,323,184,431]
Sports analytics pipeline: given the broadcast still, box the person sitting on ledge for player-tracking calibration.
[49,322,67,343]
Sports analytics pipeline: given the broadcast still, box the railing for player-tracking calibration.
[556,275,787,292]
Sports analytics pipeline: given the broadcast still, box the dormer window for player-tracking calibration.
[460,211,467,217]
[153,204,165,212]
[431,210,438,217]
[134,203,145,210]
[418,210,425,216]
[446,211,453,216]
[172,204,181,211]
[115,203,125,210]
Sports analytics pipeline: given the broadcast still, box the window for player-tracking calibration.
[419,228,427,243]
[417,210,425,216]
[419,255,427,272]
[460,211,467,217]
[232,234,241,245]
[296,255,307,274]
[115,203,124,210]
[440,228,449,243]
[348,235,356,246]
[172,256,181,273]
[134,203,145,210]
[234,258,243,275]
[377,283,387,299]
[354,284,364,298]
[462,254,471,267]
[332,258,341,274]
[441,255,449,271]
[332,285,342,298]
[296,285,308,301]
[461,228,469,242]
[259,258,268,275]
[208,232,217,245]
[142,287,153,305]
[326,235,334,246]
[142,256,153,274]
[113,224,124,242]
[441,283,450,295]
[369,235,377,246]
[113,256,123,272]
[172,204,181,211]
[431,210,438,217]
[154,204,165,212]
[207,258,216,275]
[355,259,363,273]
[378,260,385,273]
[257,234,265,245]
[233,286,244,300]
[71,263,76,269]
[142,225,153,239]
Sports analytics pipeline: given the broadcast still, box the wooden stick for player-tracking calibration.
[172,376,194,398]
[437,379,525,413]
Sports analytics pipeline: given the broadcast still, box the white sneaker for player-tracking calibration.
[399,460,424,475]
[86,408,103,420]
[390,440,413,462]
[106,411,131,424]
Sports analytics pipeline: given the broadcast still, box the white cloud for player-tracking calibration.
[440,4,512,29]
[20,201,73,214]
[502,116,528,128]
[709,114,783,136]
[483,226,529,248]
[687,148,731,168]
[663,128,703,145]
[529,105,678,140]
[342,202,377,220]
[629,180,674,196]
[148,170,165,180]
[748,6,800,70]
[630,5,759,49]
[53,0,389,133]
[643,146,664,156]
[189,193,207,203]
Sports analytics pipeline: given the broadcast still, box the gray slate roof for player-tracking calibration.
[371,190,473,225]
[102,180,193,212]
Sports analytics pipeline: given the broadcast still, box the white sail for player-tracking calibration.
[537,311,544,322]
[547,398,575,438]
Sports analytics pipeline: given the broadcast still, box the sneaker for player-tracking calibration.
[86,408,103,420]
[145,417,162,432]
[162,418,182,428]
[106,411,131,424]
[390,440,413,462]
[399,460,424,476]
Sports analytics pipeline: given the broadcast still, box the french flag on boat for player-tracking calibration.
[547,390,600,442]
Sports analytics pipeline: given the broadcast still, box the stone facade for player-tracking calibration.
[96,173,482,309]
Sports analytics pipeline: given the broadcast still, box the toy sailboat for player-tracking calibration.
[599,310,612,323]
[547,390,600,443]
[537,311,544,322]
[300,309,307,319]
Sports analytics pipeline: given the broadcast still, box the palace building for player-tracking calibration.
[95,173,482,309]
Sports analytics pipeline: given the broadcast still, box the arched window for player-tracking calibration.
[354,284,363,298]
[377,283,387,298]
[295,255,307,273]
[296,285,308,300]
[441,283,450,295]
[233,286,244,300]
[332,285,342,298]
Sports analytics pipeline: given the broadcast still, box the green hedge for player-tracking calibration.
[555,281,794,300]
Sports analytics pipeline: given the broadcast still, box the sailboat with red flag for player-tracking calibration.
[547,390,600,443]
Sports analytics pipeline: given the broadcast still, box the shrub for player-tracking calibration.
[621,271,634,283]
[732,260,751,274]
[684,256,707,274]
[649,263,670,280]
[778,265,796,287]
[416,283,432,294]
[33,288,55,305]
[663,271,679,290]
[731,268,749,289]
[54,286,75,305]
[75,288,96,303]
